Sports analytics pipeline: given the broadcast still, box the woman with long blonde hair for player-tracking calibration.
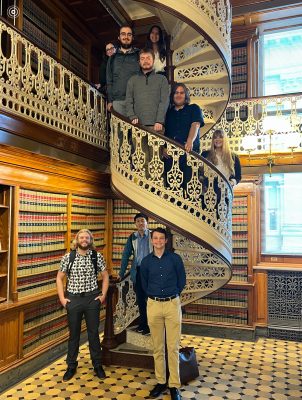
[202,129,241,186]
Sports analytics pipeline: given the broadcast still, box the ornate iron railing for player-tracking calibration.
[202,93,302,154]
[110,113,233,334]
[110,114,233,243]
[170,0,231,59]
[0,19,107,149]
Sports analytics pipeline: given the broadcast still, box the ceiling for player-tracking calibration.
[59,0,301,49]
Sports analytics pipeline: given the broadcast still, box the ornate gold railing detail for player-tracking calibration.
[169,0,231,60]
[111,114,233,245]
[0,19,107,149]
[202,93,302,154]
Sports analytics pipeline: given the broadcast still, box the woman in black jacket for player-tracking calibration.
[202,129,241,216]
[202,129,241,187]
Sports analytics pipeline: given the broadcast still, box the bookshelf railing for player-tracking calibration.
[0,19,107,150]
[202,92,302,154]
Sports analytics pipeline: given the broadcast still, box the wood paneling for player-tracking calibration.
[0,310,19,368]
[254,271,268,325]
[0,111,109,165]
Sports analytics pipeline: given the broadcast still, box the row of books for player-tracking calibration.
[232,225,248,233]
[232,214,248,224]
[71,215,105,231]
[114,200,138,214]
[17,253,64,277]
[226,108,248,121]
[62,28,88,62]
[113,230,132,244]
[20,189,67,213]
[71,196,106,214]
[112,244,126,260]
[232,255,248,265]
[183,305,248,324]
[231,267,248,281]
[91,231,105,247]
[232,239,248,249]
[18,233,65,254]
[232,206,248,216]
[232,65,247,83]
[23,318,69,355]
[195,288,248,307]
[23,17,57,58]
[24,298,65,329]
[233,197,248,207]
[113,219,163,231]
[23,0,57,39]
[17,271,57,298]
[232,46,247,65]
[19,213,67,232]
[231,82,247,100]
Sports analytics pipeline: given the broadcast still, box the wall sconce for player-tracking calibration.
[241,118,301,175]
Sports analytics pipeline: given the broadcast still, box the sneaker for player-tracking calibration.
[149,383,167,398]
[63,367,76,381]
[135,325,144,333]
[141,327,150,335]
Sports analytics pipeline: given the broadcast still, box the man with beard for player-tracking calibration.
[126,48,169,176]
[56,229,109,382]
[106,25,140,116]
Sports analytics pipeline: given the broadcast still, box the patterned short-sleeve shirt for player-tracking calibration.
[60,249,106,294]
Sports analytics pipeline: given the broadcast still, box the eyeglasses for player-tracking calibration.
[106,47,115,52]
[120,32,133,37]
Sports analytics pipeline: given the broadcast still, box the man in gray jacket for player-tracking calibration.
[126,48,169,176]
[106,25,140,116]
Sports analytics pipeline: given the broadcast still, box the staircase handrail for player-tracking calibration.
[0,18,108,150]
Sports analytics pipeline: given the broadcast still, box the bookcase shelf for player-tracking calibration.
[230,42,248,102]
[62,26,88,80]
[71,195,106,251]
[0,185,12,303]
[183,183,258,328]
[22,0,57,58]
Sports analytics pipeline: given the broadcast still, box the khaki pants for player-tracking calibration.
[147,297,182,388]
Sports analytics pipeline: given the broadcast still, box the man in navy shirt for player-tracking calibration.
[141,228,186,400]
[164,83,204,197]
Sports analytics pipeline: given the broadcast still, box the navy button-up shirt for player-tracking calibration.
[165,103,204,153]
[140,250,186,297]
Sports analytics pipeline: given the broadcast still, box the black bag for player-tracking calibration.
[179,346,199,384]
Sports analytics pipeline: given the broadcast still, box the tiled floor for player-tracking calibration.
[1,334,301,399]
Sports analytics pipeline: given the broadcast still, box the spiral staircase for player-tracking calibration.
[102,0,233,366]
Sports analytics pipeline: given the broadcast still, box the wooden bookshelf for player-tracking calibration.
[0,185,12,303]
[231,42,248,100]
[183,182,259,328]
[16,189,68,299]
[62,26,88,80]
[22,0,57,58]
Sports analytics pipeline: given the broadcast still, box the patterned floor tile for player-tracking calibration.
[1,334,301,399]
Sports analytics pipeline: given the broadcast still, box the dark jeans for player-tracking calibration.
[135,268,148,329]
[66,290,102,368]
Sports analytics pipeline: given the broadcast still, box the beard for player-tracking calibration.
[78,243,91,250]
[119,40,132,50]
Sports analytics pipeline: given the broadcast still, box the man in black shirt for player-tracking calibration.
[141,228,186,400]
[56,229,109,382]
